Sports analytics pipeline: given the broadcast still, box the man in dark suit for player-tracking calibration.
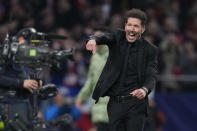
[86,8,159,131]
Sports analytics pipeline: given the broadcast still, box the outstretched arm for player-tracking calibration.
[86,32,116,54]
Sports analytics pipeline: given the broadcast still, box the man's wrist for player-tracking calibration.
[88,35,96,41]
[141,87,148,94]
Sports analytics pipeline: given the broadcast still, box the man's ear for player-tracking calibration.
[142,26,146,34]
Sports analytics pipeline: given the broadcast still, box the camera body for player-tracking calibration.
[0,28,73,99]
[1,29,73,69]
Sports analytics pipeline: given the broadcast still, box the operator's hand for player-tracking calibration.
[23,80,42,93]
[86,39,96,54]
[130,88,147,100]
[75,98,83,109]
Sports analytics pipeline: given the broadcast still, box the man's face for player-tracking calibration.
[125,17,145,43]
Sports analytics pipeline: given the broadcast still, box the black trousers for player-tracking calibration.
[107,97,146,131]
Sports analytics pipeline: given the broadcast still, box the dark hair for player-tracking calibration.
[124,8,147,26]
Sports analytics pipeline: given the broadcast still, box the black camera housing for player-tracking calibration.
[1,29,73,69]
[0,28,73,99]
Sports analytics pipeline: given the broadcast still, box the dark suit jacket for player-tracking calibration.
[0,63,30,103]
[92,29,159,104]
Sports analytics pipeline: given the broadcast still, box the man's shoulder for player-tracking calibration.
[113,28,125,34]
[111,28,125,40]
[142,38,158,50]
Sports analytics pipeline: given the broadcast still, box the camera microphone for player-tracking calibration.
[36,32,67,40]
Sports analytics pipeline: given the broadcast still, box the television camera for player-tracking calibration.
[0,28,74,131]
[1,27,73,70]
[0,27,74,99]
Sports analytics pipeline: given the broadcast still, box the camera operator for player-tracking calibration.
[0,36,42,130]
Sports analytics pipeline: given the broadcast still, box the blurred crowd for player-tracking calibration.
[0,0,197,131]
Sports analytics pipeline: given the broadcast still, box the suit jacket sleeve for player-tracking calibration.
[0,66,24,89]
[143,46,159,94]
[94,31,118,47]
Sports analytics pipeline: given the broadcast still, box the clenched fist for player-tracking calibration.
[130,88,147,99]
[86,39,97,54]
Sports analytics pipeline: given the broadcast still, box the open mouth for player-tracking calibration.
[126,31,138,42]
[128,32,136,37]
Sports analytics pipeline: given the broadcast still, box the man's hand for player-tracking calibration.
[75,98,83,109]
[23,80,42,93]
[130,88,147,99]
[86,39,96,54]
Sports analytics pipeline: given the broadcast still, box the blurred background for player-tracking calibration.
[0,0,197,131]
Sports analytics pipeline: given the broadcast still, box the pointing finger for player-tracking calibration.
[92,45,96,54]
